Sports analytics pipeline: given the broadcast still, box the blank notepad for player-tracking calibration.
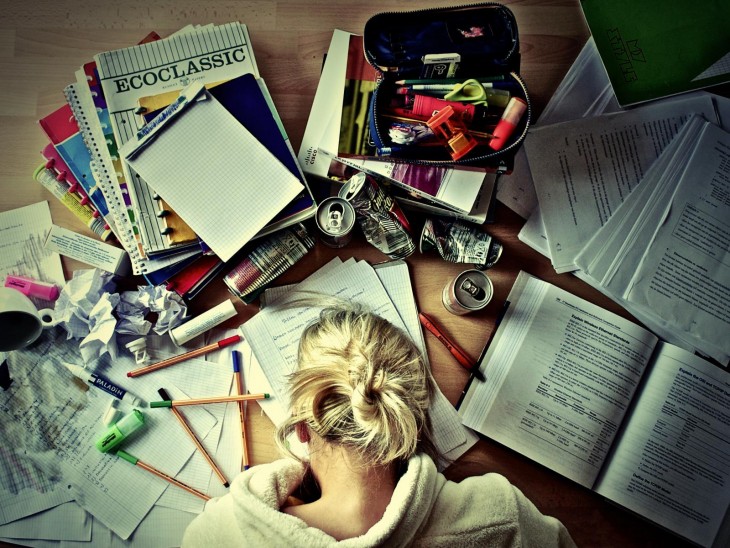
[123,88,304,262]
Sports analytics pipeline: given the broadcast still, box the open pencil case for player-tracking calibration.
[363,3,531,169]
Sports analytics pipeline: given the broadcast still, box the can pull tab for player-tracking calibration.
[326,203,344,230]
[461,278,486,301]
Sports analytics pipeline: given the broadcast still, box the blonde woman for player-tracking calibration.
[182,304,576,547]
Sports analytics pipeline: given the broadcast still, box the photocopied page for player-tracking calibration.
[525,94,718,273]
[460,271,659,488]
[594,343,730,548]
[623,121,730,358]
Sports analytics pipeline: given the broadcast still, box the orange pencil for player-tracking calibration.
[232,350,251,471]
[418,312,485,381]
[116,449,210,501]
[127,335,241,377]
[158,388,229,487]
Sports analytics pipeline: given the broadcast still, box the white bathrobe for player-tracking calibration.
[182,453,576,547]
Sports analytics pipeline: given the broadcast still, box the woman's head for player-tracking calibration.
[276,304,436,467]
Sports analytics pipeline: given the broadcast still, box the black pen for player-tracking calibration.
[455,300,511,409]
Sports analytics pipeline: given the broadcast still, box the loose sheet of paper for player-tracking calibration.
[525,94,718,273]
[0,202,65,310]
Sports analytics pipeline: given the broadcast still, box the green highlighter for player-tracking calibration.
[96,409,145,453]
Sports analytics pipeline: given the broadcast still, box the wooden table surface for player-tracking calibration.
[0,1,697,546]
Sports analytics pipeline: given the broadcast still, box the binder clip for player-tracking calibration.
[426,105,478,161]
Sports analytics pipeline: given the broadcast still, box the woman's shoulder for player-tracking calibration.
[422,472,576,547]
[181,458,309,548]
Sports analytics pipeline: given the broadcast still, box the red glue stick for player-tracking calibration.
[489,97,527,151]
[4,275,60,301]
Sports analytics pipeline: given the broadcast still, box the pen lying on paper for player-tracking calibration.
[158,388,229,487]
[115,449,211,501]
[418,312,485,382]
[232,350,251,471]
[149,392,270,408]
[127,335,241,377]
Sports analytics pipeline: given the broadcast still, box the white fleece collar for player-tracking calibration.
[229,454,441,547]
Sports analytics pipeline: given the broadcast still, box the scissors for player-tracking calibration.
[443,79,488,105]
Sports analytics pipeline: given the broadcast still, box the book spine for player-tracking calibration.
[64,83,148,273]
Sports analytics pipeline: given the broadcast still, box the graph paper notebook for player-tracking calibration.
[122,82,304,263]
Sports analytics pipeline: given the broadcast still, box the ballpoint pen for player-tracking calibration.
[455,300,511,409]
[418,312,485,382]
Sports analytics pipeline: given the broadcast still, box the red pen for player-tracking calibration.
[418,312,485,381]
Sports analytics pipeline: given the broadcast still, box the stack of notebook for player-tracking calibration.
[36,23,317,299]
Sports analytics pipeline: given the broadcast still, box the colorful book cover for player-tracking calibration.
[580,0,730,106]
[38,105,110,219]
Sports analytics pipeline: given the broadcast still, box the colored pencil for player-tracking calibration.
[232,350,251,471]
[149,393,270,408]
[115,449,210,501]
[158,388,229,487]
[127,335,241,377]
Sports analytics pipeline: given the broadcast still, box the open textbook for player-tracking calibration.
[459,271,730,548]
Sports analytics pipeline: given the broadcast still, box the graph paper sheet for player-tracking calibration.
[0,329,231,539]
[122,83,304,262]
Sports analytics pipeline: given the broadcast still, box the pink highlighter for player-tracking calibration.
[489,97,527,151]
[4,275,60,301]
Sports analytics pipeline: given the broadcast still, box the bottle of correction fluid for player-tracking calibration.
[63,362,143,407]
[95,409,145,453]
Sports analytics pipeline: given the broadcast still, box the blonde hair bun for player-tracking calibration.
[276,303,437,466]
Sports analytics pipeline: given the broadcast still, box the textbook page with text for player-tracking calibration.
[459,271,730,547]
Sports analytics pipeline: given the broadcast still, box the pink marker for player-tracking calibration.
[4,275,60,301]
[488,97,527,151]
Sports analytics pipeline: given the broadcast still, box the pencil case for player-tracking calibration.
[363,3,531,169]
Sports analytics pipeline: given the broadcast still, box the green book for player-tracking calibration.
[580,0,730,106]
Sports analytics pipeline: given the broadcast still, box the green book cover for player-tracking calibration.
[580,0,730,106]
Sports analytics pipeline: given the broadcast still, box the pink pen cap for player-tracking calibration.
[4,275,60,301]
[488,97,527,151]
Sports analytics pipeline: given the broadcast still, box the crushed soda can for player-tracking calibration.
[339,171,415,260]
[420,217,502,269]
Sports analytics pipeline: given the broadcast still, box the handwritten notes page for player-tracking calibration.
[0,329,232,539]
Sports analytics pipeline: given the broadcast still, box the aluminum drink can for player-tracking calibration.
[442,269,493,315]
[339,171,415,260]
[420,218,503,269]
[315,197,356,248]
[223,223,315,304]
